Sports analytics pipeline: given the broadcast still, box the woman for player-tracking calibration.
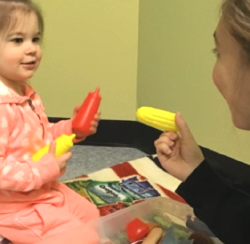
[155,1,250,243]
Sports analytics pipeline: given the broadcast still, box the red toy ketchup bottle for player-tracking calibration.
[72,87,101,136]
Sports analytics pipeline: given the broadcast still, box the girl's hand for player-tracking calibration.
[48,141,72,176]
[88,111,101,135]
[72,105,101,138]
[154,112,204,182]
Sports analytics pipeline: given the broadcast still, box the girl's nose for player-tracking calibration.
[25,42,37,55]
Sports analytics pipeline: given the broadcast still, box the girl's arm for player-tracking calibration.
[0,106,60,192]
[47,118,73,139]
[47,108,100,142]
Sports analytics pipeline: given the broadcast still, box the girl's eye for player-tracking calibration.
[33,37,40,43]
[212,48,219,58]
[11,38,23,44]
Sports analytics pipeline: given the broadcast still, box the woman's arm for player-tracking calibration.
[176,160,250,244]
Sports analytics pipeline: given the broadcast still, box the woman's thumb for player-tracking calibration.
[48,141,56,156]
[175,112,194,140]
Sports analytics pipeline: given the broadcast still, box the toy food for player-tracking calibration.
[126,218,150,243]
[147,222,161,231]
[189,231,213,244]
[141,227,163,244]
[32,134,75,161]
[72,87,101,136]
[136,107,178,132]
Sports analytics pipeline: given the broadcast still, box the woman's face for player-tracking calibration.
[212,17,250,129]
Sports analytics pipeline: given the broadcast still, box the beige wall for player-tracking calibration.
[33,0,139,120]
[33,0,250,163]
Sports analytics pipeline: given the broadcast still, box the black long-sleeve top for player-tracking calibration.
[175,147,250,244]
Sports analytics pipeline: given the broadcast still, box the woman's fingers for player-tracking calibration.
[155,132,178,154]
[175,112,194,141]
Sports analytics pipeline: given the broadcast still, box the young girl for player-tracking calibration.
[155,0,250,243]
[0,0,100,243]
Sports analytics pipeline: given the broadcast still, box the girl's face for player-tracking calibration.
[0,12,42,93]
[212,17,250,130]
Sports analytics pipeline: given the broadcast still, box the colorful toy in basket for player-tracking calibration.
[94,197,216,244]
[136,107,178,132]
[125,217,212,244]
[125,217,192,244]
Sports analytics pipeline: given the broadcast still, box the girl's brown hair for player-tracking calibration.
[221,0,250,58]
[0,0,44,37]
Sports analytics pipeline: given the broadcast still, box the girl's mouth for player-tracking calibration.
[22,61,36,65]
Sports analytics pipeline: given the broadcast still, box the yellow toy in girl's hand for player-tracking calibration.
[32,134,76,161]
[136,106,178,132]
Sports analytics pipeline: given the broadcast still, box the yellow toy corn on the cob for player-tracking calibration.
[136,106,178,132]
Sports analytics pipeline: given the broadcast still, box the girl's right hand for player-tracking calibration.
[154,112,204,182]
[48,141,72,173]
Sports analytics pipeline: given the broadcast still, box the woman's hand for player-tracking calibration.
[154,112,204,181]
